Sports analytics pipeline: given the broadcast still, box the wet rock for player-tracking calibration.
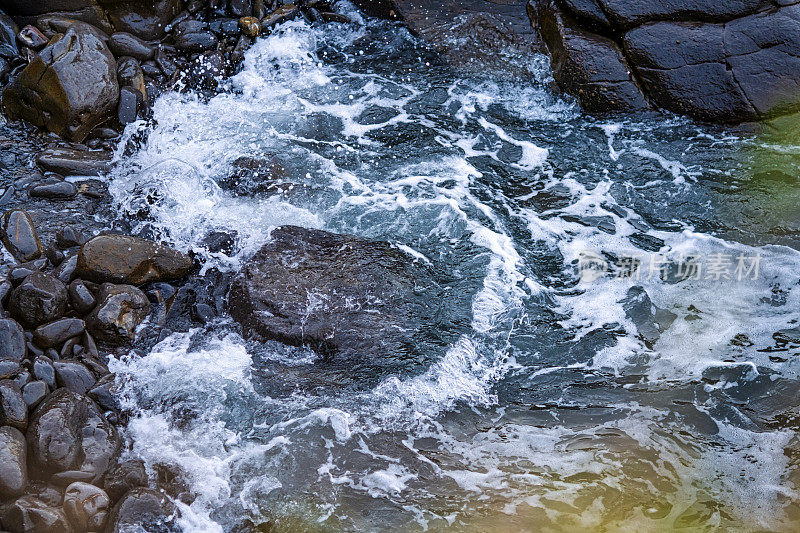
[18,25,48,50]
[174,29,218,51]
[103,459,147,503]
[1,22,119,142]
[229,226,454,382]
[185,50,226,90]
[533,0,648,113]
[117,86,143,125]
[45,247,66,267]
[261,4,301,29]
[99,0,183,40]
[77,234,193,285]
[0,209,42,262]
[54,361,96,394]
[620,286,677,348]
[105,488,176,533]
[63,481,109,531]
[0,319,25,361]
[0,360,22,381]
[52,254,78,284]
[0,380,27,430]
[56,226,87,249]
[86,283,151,344]
[27,388,120,479]
[33,357,56,388]
[8,272,68,328]
[108,32,155,61]
[34,318,85,348]
[239,16,260,37]
[0,496,70,533]
[29,180,78,200]
[68,280,96,314]
[36,147,113,176]
[0,426,27,500]
[22,380,48,408]
[117,56,146,100]
[87,374,117,413]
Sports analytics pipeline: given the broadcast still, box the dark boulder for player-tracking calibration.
[0,319,26,361]
[77,235,193,285]
[34,318,85,349]
[27,388,120,480]
[532,0,649,112]
[8,272,68,328]
[0,426,27,500]
[105,488,177,533]
[1,209,42,262]
[53,361,96,394]
[68,280,96,314]
[229,226,458,385]
[21,381,48,408]
[1,22,119,142]
[98,0,183,40]
[108,32,154,60]
[0,380,27,430]
[86,283,151,344]
[102,459,147,503]
[0,9,18,59]
[36,146,113,176]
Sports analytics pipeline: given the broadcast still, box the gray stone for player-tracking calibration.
[99,0,183,40]
[29,180,78,200]
[8,272,68,328]
[69,279,97,314]
[22,380,48,408]
[36,147,113,176]
[54,361,96,394]
[33,356,56,388]
[0,426,26,500]
[0,380,27,431]
[0,495,70,533]
[108,32,155,60]
[63,481,110,531]
[103,459,147,503]
[34,318,85,348]
[0,319,25,361]
[105,488,176,533]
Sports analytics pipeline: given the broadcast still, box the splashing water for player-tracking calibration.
[108,5,800,532]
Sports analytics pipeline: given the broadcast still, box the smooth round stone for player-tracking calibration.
[29,181,78,200]
[173,30,218,51]
[8,272,68,328]
[102,459,147,503]
[0,319,25,361]
[0,426,27,500]
[0,380,27,431]
[53,361,96,395]
[63,482,110,531]
[55,226,87,249]
[52,254,78,284]
[33,318,86,349]
[68,280,96,315]
[86,284,151,344]
[0,209,41,262]
[108,32,155,61]
[77,235,193,285]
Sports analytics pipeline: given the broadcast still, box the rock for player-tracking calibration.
[0,360,22,381]
[21,381,48,408]
[185,50,226,90]
[8,272,68,328]
[18,25,48,50]
[0,319,25,361]
[1,22,119,142]
[99,0,183,40]
[0,380,27,430]
[52,254,78,284]
[229,226,456,382]
[68,280,97,314]
[117,86,142,125]
[54,361,96,394]
[36,147,113,176]
[86,283,151,344]
[27,388,120,479]
[87,374,117,413]
[34,318,85,348]
[239,16,260,37]
[33,11,113,38]
[0,426,26,500]
[0,496,70,533]
[77,235,193,285]
[103,459,147,503]
[45,246,66,267]
[174,29,218,51]
[29,180,78,200]
[56,226,87,249]
[117,56,146,100]
[0,209,42,262]
[105,488,176,533]
[0,10,18,59]
[33,357,56,388]
[108,32,154,60]
[63,482,109,531]
[533,0,648,112]
[620,286,677,348]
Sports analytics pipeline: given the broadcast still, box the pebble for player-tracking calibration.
[69,280,97,314]
[55,226,87,249]
[108,32,155,61]
[33,356,56,388]
[21,380,48,408]
[239,16,261,37]
[36,147,113,176]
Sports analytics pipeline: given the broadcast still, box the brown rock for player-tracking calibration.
[77,234,193,284]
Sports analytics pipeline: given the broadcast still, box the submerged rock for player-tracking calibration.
[229,226,456,383]
[77,235,193,285]
[620,286,676,348]
[1,22,119,142]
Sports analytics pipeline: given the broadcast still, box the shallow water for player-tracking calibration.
[108,5,800,531]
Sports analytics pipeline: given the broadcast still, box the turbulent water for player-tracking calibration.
[105,4,800,531]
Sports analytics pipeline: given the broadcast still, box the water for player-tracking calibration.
[106,5,800,531]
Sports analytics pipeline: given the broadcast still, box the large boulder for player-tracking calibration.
[229,226,459,385]
[105,488,177,533]
[1,22,119,142]
[530,0,800,123]
[98,0,183,40]
[8,273,68,329]
[77,235,193,285]
[0,496,71,533]
[86,283,151,344]
[26,388,120,481]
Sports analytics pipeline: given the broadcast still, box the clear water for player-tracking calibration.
[107,5,800,531]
